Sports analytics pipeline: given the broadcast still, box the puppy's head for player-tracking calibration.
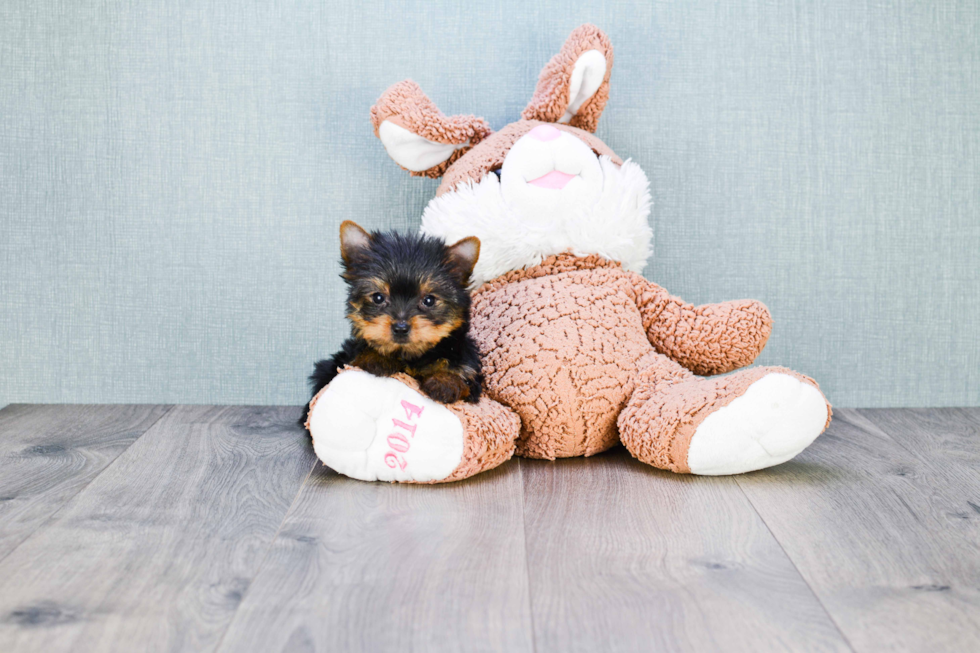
[339,221,480,358]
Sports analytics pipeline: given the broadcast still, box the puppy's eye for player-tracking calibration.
[370,293,385,305]
[422,295,436,307]
[490,167,502,180]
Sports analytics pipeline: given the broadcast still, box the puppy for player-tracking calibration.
[302,221,483,425]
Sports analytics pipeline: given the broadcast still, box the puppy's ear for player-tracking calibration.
[339,220,372,264]
[446,236,481,283]
[522,24,613,132]
[371,81,492,178]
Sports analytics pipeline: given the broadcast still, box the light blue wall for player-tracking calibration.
[2,1,978,407]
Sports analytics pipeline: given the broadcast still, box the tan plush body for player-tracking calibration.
[473,254,793,468]
[306,25,831,483]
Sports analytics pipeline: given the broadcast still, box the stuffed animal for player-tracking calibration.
[306,24,831,482]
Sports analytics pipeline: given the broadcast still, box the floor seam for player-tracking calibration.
[848,407,980,469]
[733,476,859,653]
[211,450,319,653]
[517,458,539,653]
[0,404,176,568]
[846,407,980,489]
[847,408,933,463]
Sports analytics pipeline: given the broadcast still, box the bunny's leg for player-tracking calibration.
[305,369,519,483]
[618,355,831,475]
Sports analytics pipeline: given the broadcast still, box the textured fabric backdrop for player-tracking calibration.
[1,1,978,407]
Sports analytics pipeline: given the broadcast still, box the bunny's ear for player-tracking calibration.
[370,81,492,178]
[522,24,613,133]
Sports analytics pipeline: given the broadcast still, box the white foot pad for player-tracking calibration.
[307,371,464,482]
[687,373,829,476]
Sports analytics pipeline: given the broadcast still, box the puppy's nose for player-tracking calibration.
[392,321,410,336]
[528,124,561,142]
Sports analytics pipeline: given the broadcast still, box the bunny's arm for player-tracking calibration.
[626,272,772,376]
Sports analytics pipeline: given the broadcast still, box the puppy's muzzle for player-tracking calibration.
[391,321,410,340]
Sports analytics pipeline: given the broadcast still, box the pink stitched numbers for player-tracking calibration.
[383,399,425,470]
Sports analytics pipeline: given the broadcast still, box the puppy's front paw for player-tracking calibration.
[421,372,469,404]
[350,350,400,377]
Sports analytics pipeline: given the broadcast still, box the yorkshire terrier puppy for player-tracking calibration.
[302,221,483,425]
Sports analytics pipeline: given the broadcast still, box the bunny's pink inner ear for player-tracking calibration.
[370,80,492,178]
[522,24,614,133]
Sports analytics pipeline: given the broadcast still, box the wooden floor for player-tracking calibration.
[0,405,978,652]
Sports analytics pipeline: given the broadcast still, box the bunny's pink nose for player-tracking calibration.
[527,124,561,142]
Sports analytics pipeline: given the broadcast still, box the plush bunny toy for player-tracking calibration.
[306,24,831,482]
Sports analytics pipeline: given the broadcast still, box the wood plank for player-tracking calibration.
[736,408,980,652]
[216,460,534,653]
[521,449,850,653]
[858,407,980,485]
[0,404,171,560]
[0,405,316,653]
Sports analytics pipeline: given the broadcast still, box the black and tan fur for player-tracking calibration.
[301,221,482,425]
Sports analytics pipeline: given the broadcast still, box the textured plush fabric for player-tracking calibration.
[370,80,492,178]
[306,369,520,483]
[473,256,656,458]
[2,1,978,408]
[522,24,613,132]
[469,254,812,462]
[434,120,623,197]
[423,149,650,287]
[619,365,829,473]
[439,381,521,482]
